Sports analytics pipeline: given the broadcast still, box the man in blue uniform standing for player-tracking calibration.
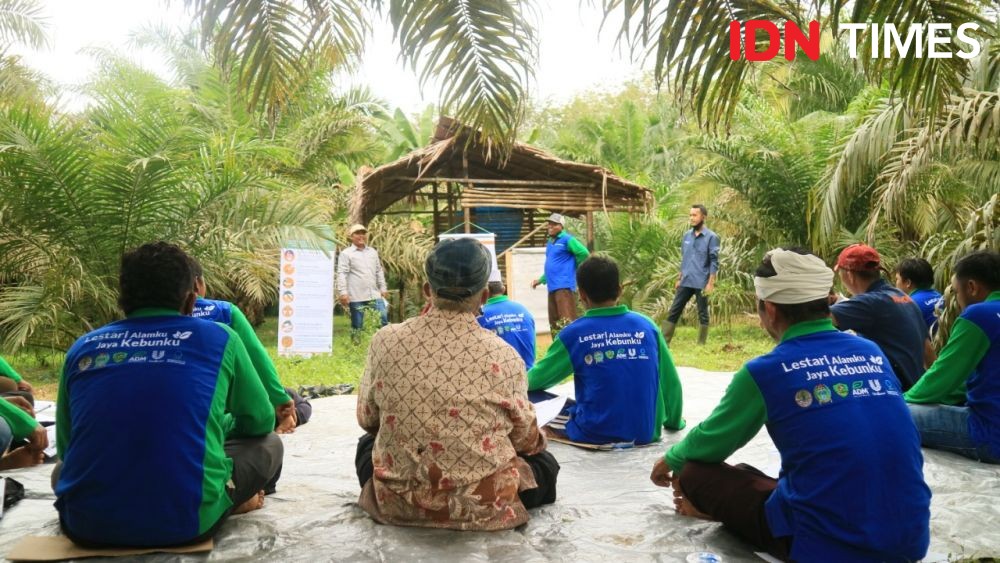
[478,281,536,370]
[831,243,930,390]
[906,250,1000,463]
[653,247,930,561]
[531,213,590,334]
[663,204,719,346]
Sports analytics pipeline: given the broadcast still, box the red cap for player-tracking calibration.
[835,243,882,272]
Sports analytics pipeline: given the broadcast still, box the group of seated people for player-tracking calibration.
[0,238,997,561]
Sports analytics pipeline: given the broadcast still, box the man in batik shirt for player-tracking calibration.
[355,238,559,530]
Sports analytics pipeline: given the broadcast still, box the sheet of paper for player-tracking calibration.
[43,426,56,459]
[34,401,56,424]
[533,395,567,428]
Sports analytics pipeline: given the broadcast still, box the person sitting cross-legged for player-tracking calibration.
[0,394,47,470]
[652,248,930,562]
[905,250,1000,463]
[527,255,684,445]
[356,238,558,530]
[190,259,306,433]
[477,280,536,371]
[53,241,283,548]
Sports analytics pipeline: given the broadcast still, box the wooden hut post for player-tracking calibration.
[586,211,595,251]
[432,182,441,240]
[462,151,472,233]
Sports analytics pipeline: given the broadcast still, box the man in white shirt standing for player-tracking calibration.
[337,224,389,342]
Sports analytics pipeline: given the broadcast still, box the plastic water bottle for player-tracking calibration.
[686,553,722,563]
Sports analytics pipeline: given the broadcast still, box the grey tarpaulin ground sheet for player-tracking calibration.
[2,367,999,562]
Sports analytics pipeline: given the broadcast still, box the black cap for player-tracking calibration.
[425,238,491,300]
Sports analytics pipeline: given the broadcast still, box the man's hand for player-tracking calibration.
[17,380,32,393]
[531,279,540,289]
[338,294,350,307]
[704,281,715,295]
[275,400,297,434]
[650,458,675,488]
[27,424,48,452]
[674,279,680,290]
[380,291,389,300]
[4,396,34,417]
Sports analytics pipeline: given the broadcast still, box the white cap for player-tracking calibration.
[347,224,367,236]
[547,213,565,225]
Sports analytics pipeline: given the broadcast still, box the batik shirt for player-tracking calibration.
[357,307,546,530]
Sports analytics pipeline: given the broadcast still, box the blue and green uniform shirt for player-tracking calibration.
[54,309,274,546]
[193,298,290,408]
[538,232,589,292]
[527,305,684,444]
[909,288,943,332]
[477,295,536,370]
[667,320,930,562]
[907,291,1000,455]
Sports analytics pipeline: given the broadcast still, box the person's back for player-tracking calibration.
[555,311,664,444]
[746,328,930,560]
[960,296,1000,449]
[54,242,279,548]
[56,314,271,546]
[528,255,683,445]
[910,287,943,331]
[478,285,536,370]
[356,238,555,531]
[192,297,233,325]
[832,278,927,390]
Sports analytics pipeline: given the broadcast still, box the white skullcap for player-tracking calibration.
[754,249,834,304]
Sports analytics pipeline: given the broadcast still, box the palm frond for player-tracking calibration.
[388,0,537,159]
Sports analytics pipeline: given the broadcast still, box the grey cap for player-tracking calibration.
[425,238,491,300]
[547,213,565,225]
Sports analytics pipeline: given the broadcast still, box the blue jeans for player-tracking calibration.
[667,285,709,325]
[0,417,12,452]
[349,300,388,331]
[908,403,1000,463]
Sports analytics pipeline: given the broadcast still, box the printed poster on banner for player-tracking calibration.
[438,232,502,282]
[278,244,334,356]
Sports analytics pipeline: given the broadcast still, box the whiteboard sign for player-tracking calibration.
[438,233,501,282]
[278,247,334,356]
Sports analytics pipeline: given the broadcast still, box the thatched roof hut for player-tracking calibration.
[350,117,652,253]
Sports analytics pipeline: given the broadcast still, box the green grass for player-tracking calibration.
[9,313,774,401]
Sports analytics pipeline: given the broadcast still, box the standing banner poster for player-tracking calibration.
[278,242,334,356]
[438,232,501,282]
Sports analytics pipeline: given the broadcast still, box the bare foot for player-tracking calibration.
[233,490,265,514]
[673,493,712,520]
[0,447,45,470]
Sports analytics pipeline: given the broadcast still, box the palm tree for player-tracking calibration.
[184,0,537,156]
[0,50,346,350]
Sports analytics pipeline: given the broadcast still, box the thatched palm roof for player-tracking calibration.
[349,117,652,224]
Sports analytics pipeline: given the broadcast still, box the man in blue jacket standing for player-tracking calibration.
[663,204,719,346]
[531,213,589,334]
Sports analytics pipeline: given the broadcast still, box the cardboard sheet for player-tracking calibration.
[6,536,212,561]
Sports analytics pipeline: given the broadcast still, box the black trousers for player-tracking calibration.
[666,285,710,325]
[355,433,559,508]
[55,433,284,548]
[284,387,312,426]
[678,461,791,560]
